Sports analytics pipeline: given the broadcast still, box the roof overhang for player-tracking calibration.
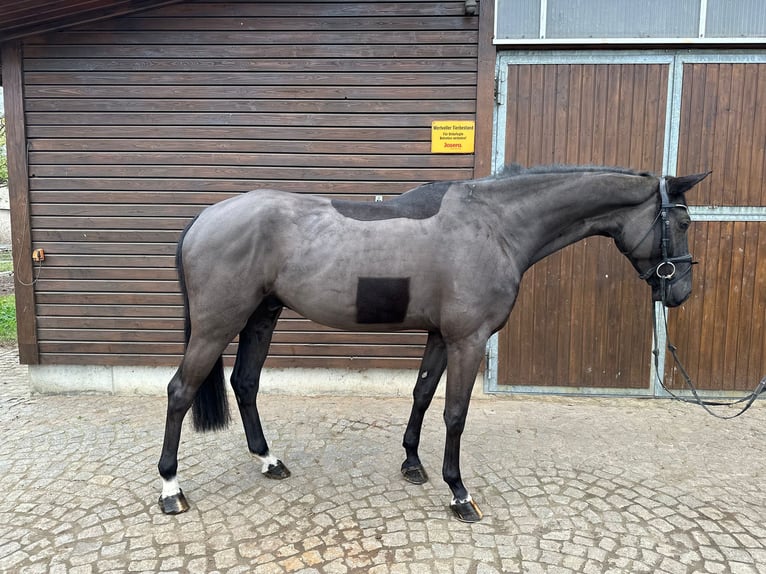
[0,0,183,43]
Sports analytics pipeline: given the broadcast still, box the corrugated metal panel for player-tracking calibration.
[706,0,766,37]
[495,62,668,390]
[545,0,699,39]
[494,0,539,39]
[22,0,479,368]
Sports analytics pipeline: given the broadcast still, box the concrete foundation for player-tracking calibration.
[27,364,486,397]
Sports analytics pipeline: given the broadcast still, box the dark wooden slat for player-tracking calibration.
[24,84,477,100]
[25,99,476,114]
[25,70,477,86]
[38,317,184,329]
[32,230,182,243]
[25,112,474,128]
[29,255,176,268]
[29,180,421,195]
[23,43,478,59]
[31,216,191,230]
[36,315,427,338]
[25,55,476,72]
[26,125,432,141]
[37,328,425,346]
[27,138,436,154]
[47,17,477,33]
[31,30,479,46]
[29,151,474,169]
[127,3,468,19]
[36,353,422,369]
[29,247,175,259]
[37,304,182,317]
[36,292,183,305]
[38,341,426,357]
[31,203,204,216]
[36,267,179,281]
[35,279,178,292]
[29,165,473,181]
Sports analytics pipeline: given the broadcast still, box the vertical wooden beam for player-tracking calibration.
[2,40,39,364]
[473,0,496,178]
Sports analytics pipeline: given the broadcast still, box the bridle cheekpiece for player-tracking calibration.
[633,177,694,294]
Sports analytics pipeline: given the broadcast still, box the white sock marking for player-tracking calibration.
[451,493,473,505]
[161,476,181,499]
[253,451,280,474]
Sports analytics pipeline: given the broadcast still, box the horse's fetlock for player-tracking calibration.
[158,459,178,480]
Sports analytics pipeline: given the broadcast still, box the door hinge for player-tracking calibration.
[494,70,506,105]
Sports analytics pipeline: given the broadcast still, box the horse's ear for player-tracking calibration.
[667,171,711,195]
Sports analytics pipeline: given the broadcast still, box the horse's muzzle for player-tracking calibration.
[651,265,694,307]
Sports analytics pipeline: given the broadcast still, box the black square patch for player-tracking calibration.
[356,277,410,324]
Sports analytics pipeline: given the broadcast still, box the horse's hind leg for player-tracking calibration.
[401,331,447,484]
[230,296,290,480]
[158,335,231,514]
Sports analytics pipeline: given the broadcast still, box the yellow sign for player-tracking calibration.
[431,120,475,154]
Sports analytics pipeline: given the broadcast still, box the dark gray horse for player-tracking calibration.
[158,165,708,522]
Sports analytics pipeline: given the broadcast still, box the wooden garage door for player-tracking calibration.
[666,62,766,392]
[495,62,669,389]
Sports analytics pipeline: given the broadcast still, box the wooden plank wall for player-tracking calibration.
[21,0,479,367]
[497,63,668,389]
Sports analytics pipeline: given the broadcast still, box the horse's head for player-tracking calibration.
[618,172,710,307]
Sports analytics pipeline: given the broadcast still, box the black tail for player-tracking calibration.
[176,217,231,433]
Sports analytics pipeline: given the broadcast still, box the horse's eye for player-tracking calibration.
[679,220,691,231]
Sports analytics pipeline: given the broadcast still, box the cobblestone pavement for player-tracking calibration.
[2,345,766,573]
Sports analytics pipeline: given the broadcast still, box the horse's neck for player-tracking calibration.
[485,174,651,266]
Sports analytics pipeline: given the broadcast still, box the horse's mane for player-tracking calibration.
[496,163,655,178]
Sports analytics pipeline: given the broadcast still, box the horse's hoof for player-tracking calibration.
[263,460,291,480]
[401,464,429,485]
[159,490,190,515]
[450,498,483,523]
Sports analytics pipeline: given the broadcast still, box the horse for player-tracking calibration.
[157,165,709,522]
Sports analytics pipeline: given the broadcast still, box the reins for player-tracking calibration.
[647,178,766,418]
[653,304,766,419]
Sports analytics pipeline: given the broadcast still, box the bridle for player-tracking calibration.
[624,177,694,302]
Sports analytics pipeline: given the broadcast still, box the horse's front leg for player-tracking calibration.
[230,299,290,480]
[442,337,486,522]
[401,331,447,484]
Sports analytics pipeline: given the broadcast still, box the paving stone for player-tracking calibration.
[3,344,766,573]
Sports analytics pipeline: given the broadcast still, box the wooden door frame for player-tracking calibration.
[485,50,766,397]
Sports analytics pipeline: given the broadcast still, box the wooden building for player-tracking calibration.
[2,0,765,396]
